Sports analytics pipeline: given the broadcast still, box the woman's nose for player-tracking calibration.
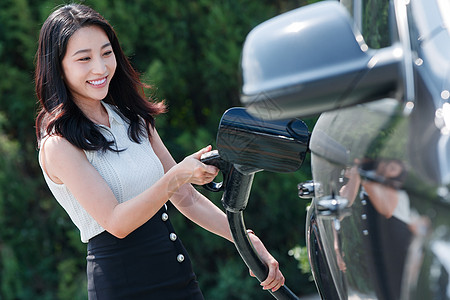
[92,57,107,74]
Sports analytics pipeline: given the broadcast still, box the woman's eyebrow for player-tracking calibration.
[101,42,112,50]
[72,42,112,57]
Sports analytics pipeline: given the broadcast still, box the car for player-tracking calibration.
[202,0,450,299]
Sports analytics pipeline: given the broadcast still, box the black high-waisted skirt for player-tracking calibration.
[87,206,204,300]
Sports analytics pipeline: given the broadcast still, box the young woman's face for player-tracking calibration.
[61,26,116,104]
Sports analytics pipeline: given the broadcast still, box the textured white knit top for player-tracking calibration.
[39,102,165,243]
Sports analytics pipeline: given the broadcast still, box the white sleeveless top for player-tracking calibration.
[39,102,165,243]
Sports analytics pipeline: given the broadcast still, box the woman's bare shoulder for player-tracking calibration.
[41,135,87,183]
[43,135,81,156]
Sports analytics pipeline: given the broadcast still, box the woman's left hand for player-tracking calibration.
[247,231,285,292]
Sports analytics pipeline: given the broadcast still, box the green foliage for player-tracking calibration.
[56,258,87,300]
[0,0,321,298]
[288,245,313,279]
[363,0,390,49]
[204,259,271,300]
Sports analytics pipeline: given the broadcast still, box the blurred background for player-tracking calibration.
[0,0,321,299]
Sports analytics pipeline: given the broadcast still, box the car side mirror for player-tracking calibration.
[240,1,403,120]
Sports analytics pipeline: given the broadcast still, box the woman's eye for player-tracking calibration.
[78,57,90,62]
[103,50,113,56]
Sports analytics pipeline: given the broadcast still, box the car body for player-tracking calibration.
[237,0,450,299]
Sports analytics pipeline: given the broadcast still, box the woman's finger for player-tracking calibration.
[260,258,279,284]
[249,269,255,277]
[191,145,212,159]
[262,270,285,291]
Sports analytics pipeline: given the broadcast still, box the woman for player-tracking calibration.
[35,4,284,299]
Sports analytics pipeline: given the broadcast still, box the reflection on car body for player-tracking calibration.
[229,0,450,299]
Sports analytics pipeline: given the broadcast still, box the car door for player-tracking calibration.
[309,0,450,299]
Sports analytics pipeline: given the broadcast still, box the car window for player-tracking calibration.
[341,0,391,49]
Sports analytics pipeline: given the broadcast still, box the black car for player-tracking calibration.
[202,0,450,299]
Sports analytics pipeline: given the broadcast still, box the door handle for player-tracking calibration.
[298,180,316,199]
[317,195,349,218]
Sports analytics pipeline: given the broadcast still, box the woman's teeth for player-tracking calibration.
[88,78,106,86]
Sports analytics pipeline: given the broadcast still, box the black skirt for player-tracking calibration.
[87,206,204,300]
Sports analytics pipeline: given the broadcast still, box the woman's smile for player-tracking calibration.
[61,25,116,104]
[87,76,108,87]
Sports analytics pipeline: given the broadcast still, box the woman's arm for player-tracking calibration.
[147,128,230,238]
[41,135,217,239]
[149,128,285,292]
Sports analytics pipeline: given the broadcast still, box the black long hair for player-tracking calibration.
[35,4,166,152]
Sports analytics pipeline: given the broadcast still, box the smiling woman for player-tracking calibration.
[34,4,165,153]
[34,3,285,299]
[61,26,116,127]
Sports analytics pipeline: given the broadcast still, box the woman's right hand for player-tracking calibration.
[174,145,219,186]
